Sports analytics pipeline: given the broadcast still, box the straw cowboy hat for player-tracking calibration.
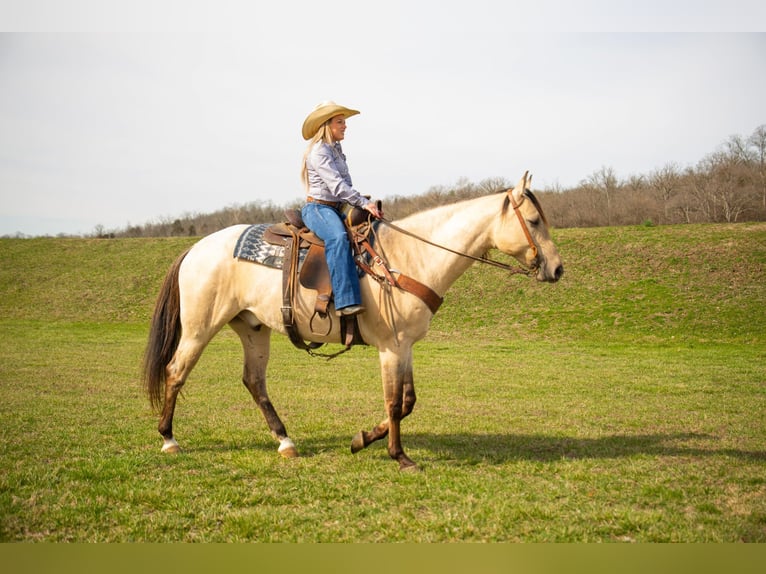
[301,101,360,140]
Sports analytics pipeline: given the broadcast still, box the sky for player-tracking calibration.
[1,1,765,236]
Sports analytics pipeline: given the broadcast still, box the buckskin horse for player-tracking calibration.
[143,172,563,471]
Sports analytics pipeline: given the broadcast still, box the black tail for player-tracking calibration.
[142,249,190,411]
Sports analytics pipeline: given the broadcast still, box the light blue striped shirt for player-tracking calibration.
[305,142,367,208]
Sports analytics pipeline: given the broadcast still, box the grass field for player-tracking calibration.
[0,223,764,542]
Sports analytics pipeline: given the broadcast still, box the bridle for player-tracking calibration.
[508,191,538,263]
[378,186,543,277]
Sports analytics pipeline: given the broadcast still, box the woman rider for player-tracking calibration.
[300,101,383,316]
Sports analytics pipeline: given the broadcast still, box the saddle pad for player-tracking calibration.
[233,224,307,270]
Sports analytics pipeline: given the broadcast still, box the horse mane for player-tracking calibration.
[391,194,481,231]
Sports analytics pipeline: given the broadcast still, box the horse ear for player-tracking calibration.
[510,171,529,204]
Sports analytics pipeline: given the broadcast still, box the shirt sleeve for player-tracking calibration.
[309,144,368,208]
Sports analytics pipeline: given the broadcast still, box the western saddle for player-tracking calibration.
[263,204,442,355]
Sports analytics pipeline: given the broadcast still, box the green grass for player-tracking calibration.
[0,223,764,542]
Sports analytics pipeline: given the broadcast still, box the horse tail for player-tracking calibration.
[142,248,190,411]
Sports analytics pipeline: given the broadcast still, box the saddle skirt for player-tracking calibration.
[233,223,308,270]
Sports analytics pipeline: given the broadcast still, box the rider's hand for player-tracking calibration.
[364,201,384,219]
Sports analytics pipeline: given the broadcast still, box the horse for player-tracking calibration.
[142,172,563,471]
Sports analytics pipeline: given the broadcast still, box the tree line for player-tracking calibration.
[99,124,764,238]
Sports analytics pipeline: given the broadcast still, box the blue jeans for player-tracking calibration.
[301,203,361,310]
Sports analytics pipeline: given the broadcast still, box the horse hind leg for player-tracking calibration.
[157,337,208,453]
[229,318,297,458]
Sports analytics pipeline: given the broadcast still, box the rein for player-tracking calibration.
[378,191,539,277]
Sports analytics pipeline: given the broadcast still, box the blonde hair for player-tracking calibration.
[301,122,336,191]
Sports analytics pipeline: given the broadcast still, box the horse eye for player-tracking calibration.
[529,217,540,226]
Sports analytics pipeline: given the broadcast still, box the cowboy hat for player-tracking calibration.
[301,101,360,140]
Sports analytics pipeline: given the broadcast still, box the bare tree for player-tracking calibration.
[478,176,510,194]
[649,163,681,224]
[584,166,619,226]
[724,133,753,163]
[696,151,753,222]
[748,124,766,214]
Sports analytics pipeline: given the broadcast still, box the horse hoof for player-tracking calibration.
[350,431,366,454]
[161,438,180,453]
[279,446,298,458]
[278,438,298,459]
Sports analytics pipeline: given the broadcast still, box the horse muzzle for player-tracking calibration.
[536,260,564,283]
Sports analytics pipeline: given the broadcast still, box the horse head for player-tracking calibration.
[495,171,564,283]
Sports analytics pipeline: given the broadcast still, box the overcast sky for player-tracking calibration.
[1,1,765,236]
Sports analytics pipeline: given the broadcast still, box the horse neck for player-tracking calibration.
[379,193,502,295]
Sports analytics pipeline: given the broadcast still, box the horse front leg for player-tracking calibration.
[351,347,418,471]
[350,373,416,452]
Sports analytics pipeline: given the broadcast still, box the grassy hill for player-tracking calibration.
[2,223,764,345]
